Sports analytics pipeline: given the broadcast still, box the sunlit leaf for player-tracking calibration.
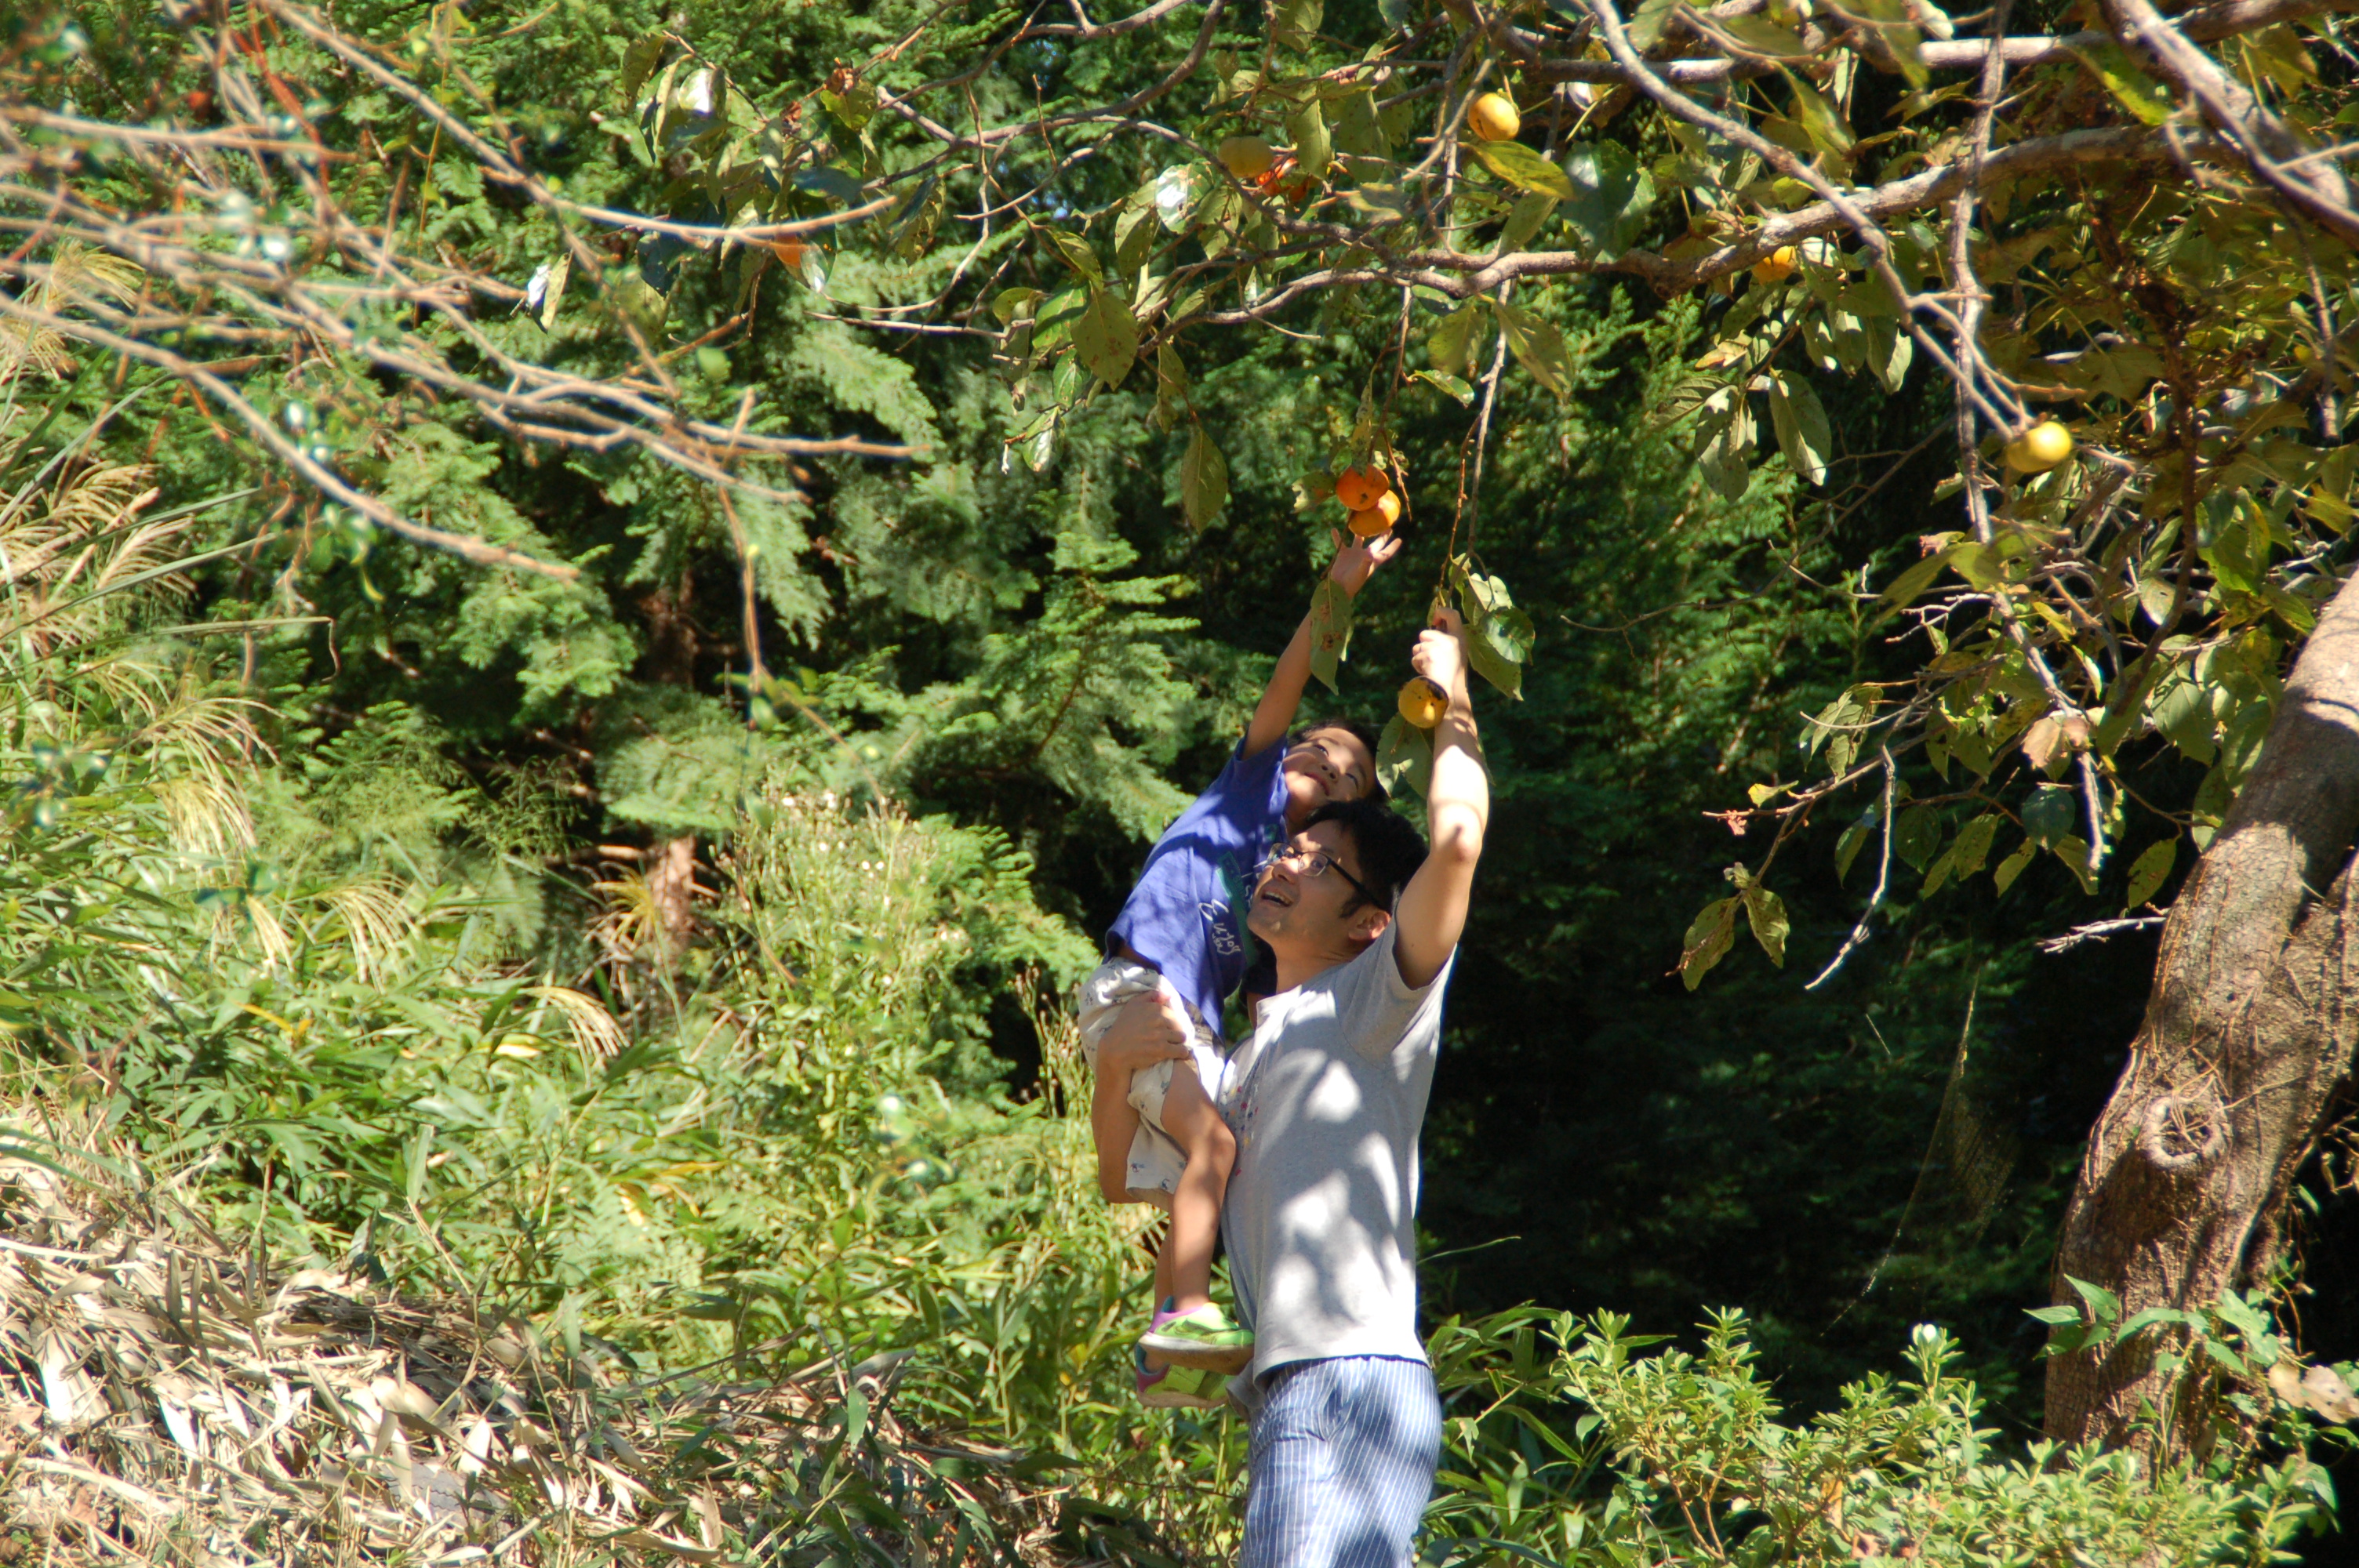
[1071,288,1139,388]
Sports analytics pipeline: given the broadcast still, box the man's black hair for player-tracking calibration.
[1304,798,1426,913]
[1288,717,1388,804]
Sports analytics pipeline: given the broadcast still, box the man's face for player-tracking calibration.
[1246,819,1387,959]
[1281,726,1375,823]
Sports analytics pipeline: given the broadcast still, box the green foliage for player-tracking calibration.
[1424,1308,2335,1566]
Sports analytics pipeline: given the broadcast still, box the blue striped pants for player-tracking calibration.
[1241,1356,1442,1568]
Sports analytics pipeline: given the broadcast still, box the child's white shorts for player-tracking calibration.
[1074,958,1229,1209]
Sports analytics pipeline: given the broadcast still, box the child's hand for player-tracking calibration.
[1098,988,1194,1076]
[1327,528,1402,598]
[1412,606,1469,700]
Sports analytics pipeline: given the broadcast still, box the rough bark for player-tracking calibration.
[2045,572,2359,1449]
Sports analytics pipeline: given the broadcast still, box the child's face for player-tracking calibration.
[1281,726,1374,825]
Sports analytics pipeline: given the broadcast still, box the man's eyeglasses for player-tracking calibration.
[1256,842,1386,909]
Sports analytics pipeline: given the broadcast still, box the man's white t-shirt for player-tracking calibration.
[1217,924,1454,1383]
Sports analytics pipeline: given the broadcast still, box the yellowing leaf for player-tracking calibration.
[1470,140,1573,201]
[1680,896,1740,989]
[1072,287,1139,388]
[1494,299,1574,399]
[1181,423,1228,528]
[2124,837,2178,910]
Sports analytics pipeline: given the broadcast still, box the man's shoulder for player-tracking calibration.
[1307,927,1454,1024]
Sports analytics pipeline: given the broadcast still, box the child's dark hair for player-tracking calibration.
[1304,798,1426,913]
[1288,717,1388,803]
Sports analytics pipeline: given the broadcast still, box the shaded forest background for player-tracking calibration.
[6,0,2359,1559]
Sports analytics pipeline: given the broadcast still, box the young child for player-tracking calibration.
[1078,528,1398,1407]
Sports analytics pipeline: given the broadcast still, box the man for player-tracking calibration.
[1093,609,1487,1565]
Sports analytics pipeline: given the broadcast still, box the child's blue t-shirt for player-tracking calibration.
[1106,736,1287,1042]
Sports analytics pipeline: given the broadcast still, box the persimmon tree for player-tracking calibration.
[10,0,2359,1451]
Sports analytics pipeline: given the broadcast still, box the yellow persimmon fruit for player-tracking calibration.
[1751,245,1798,284]
[1398,677,1448,729]
[1335,465,1392,511]
[1347,492,1403,537]
[1219,136,1278,180]
[1469,92,1521,143]
[2004,419,2076,474]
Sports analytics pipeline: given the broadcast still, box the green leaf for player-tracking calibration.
[2053,836,2100,895]
[1866,314,1914,392]
[1779,68,1856,156]
[1332,89,1391,159]
[1030,282,1089,351]
[1714,13,1810,56]
[2026,1304,2085,1327]
[1181,423,1229,528]
[1696,388,1753,499]
[1680,897,1740,990]
[1892,804,1939,871]
[1072,288,1140,388]
[1412,369,1474,405]
[620,35,667,110]
[1627,0,1678,48]
[1288,97,1332,181]
[1043,228,1103,284]
[1343,181,1408,223]
[1560,140,1654,258]
[1878,544,1960,612]
[1494,300,1574,399]
[1114,202,1157,278]
[1767,371,1832,486]
[2066,1275,2123,1326]
[1951,813,2000,877]
[2023,782,2076,847]
[992,286,1045,327]
[1740,882,1789,967]
[1994,838,2036,895]
[1835,815,1875,884]
[2124,837,2178,910]
[1849,0,1928,86]
[1307,579,1354,692]
[1470,140,1574,201]
[1467,608,1533,700]
[1270,0,1322,52]
[1499,191,1557,253]
[2068,42,2177,125]
[1430,303,1485,377]
[1376,713,1434,798]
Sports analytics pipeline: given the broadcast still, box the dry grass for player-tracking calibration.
[0,1118,1079,1566]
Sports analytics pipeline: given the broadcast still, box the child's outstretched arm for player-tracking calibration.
[1242,528,1403,757]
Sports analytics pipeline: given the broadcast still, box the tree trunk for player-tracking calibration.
[2045,572,2359,1449]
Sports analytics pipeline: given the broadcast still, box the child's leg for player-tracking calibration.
[1150,1219,1176,1308]
[1155,1061,1236,1313]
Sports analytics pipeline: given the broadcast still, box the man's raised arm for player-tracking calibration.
[1392,608,1487,989]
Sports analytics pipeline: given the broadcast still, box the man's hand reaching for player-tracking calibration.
[1392,604,1488,989]
[1411,605,1470,701]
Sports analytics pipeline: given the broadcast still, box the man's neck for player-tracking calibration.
[1269,938,1371,996]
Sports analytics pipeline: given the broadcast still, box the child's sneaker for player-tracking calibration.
[1138,1302,1254,1373]
[1140,1361,1228,1410]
